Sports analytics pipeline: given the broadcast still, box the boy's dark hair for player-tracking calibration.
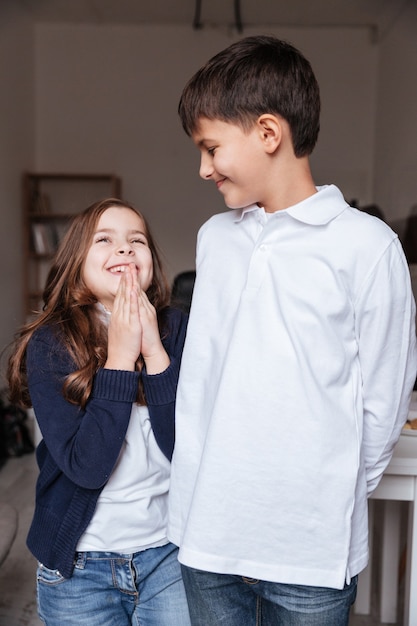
[178,35,320,157]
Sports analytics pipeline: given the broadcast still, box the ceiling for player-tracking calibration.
[12,0,412,41]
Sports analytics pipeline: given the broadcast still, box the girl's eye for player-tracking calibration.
[96,236,110,243]
[207,147,216,156]
[132,238,148,245]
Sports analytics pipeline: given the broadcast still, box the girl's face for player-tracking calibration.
[83,206,153,311]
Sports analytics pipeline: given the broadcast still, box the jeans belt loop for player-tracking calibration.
[74,551,87,569]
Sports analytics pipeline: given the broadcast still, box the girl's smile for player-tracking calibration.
[107,263,139,274]
[83,206,153,311]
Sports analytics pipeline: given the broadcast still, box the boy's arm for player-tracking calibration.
[356,238,417,495]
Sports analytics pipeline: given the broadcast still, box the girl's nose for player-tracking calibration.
[117,243,134,255]
[199,153,214,180]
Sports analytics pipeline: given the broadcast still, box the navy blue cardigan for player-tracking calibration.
[26,307,188,578]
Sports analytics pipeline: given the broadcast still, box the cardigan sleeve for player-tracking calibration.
[27,325,140,489]
[142,307,189,460]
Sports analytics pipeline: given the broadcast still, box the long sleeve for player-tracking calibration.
[355,238,417,494]
[26,308,188,577]
[28,308,188,488]
[27,326,140,489]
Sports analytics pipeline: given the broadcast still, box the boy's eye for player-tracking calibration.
[207,147,216,156]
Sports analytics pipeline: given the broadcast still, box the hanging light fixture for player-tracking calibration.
[234,0,243,32]
[193,0,203,29]
[192,0,243,32]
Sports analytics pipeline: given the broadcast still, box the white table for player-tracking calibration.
[354,433,417,625]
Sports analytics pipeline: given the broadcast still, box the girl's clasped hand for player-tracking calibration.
[106,261,168,373]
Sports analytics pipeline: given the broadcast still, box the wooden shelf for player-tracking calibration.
[23,172,122,317]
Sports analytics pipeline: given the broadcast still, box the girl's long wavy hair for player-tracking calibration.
[7,198,171,409]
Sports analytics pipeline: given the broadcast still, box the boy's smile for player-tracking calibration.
[192,115,318,213]
[192,117,272,210]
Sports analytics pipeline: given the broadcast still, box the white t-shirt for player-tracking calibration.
[168,184,417,589]
[77,401,171,553]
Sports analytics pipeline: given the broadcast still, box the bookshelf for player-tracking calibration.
[23,172,122,317]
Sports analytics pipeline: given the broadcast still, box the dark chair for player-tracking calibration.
[171,271,196,314]
[359,203,385,221]
[403,209,417,264]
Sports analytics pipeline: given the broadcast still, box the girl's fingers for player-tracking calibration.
[106,264,142,369]
[113,264,138,318]
[131,263,139,293]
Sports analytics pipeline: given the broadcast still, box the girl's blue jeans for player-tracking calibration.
[36,542,191,625]
[181,565,358,626]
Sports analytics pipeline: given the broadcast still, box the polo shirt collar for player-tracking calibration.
[236,185,349,226]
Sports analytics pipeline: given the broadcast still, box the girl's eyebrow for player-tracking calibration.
[94,228,147,236]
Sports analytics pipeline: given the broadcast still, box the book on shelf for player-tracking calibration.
[31,222,58,254]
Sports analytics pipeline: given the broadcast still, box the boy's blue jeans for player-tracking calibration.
[36,543,191,625]
[181,565,357,626]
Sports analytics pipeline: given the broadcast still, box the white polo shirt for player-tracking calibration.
[168,185,417,589]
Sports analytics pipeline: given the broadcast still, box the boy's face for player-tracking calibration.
[192,117,272,210]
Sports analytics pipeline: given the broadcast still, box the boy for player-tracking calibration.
[168,35,417,625]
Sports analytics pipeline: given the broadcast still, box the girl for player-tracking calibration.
[7,198,190,626]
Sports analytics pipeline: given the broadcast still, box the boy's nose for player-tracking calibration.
[199,154,214,180]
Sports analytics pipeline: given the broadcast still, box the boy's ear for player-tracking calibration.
[256,114,282,153]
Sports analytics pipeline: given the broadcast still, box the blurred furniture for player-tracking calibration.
[0,502,18,566]
[354,433,417,625]
[23,172,121,317]
[402,205,417,264]
[171,270,196,314]
[359,203,385,221]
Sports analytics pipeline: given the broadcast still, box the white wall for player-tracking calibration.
[2,10,417,375]
[374,0,417,225]
[0,6,34,380]
[34,23,378,279]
